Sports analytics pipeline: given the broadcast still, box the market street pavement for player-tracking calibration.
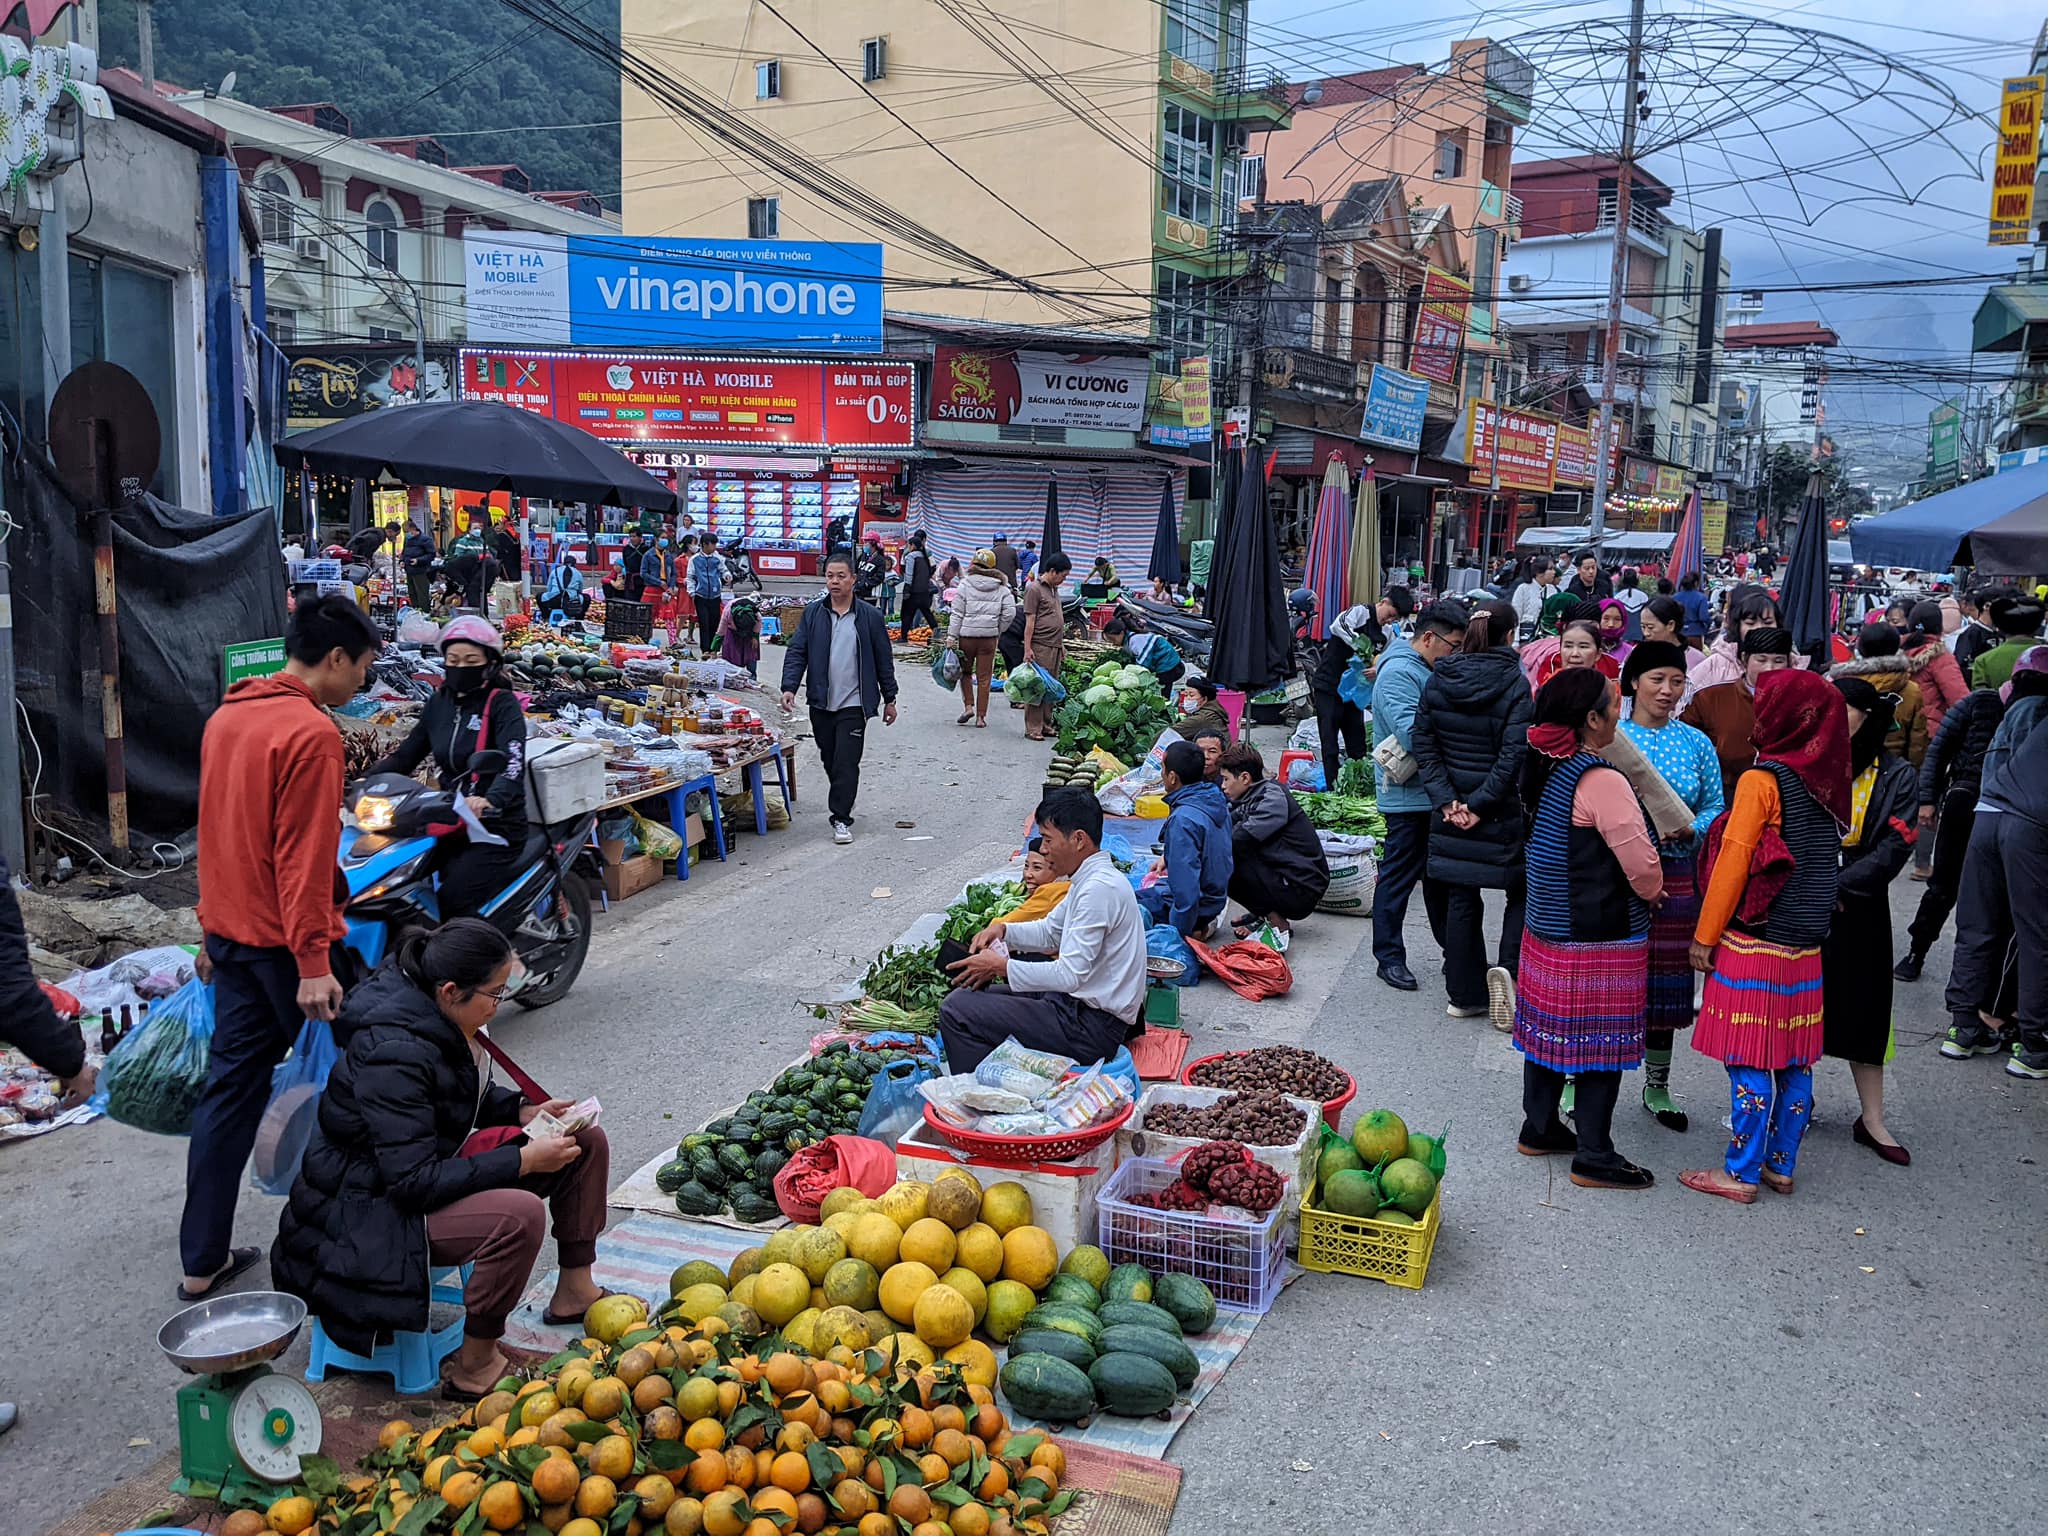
[6,687,2043,1534]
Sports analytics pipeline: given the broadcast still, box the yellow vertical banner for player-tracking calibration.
[1990,75,2045,245]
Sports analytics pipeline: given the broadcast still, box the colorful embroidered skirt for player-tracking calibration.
[1511,929,1648,1074]
[1691,931,1825,1070]
[1645,855,1701,1033]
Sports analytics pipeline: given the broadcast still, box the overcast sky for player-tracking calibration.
[1256,0,2037,475]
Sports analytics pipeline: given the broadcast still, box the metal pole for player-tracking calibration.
[0,464,26,880]
[38,177,70,414]
[87,421,128,857]
[1588,0,1647,543]
[136,0,156,89]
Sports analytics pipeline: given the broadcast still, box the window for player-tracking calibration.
[1682,261,1695,303]
[1667,421,1681,462]
[364,201,399,272]
[1435,133,1465,180]
[255,170,295,246]
[756,60,781,99]
[267,308,297,345]
[1473,228,1497,319]
[1674,342,1689,394]
[367,325,405,342]
[747,196,780,238]
[1167,0,1223,72]
[1237,152,1263,206]
[1161,103,1216,225]
[862,38,887,81]
[1691,423,1707,468]
[1155,265,1207,374]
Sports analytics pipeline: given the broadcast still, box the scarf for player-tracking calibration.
[1752,668,1853,831]
[1843,765,1879,847]
[1529,722,1579,759]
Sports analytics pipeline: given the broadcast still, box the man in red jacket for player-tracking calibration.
[179,596,378,1301]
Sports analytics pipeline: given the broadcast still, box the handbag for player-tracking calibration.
[1372,730,1418,785]
[458,1032,549,1157]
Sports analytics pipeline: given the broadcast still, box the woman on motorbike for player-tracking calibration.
[371,616,529,919]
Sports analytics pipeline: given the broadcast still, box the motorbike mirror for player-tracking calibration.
[469,749,510,777]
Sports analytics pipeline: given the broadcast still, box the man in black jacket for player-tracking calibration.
[1564,550,1612,602]
[1217,743,1329,936]
[782,552,899,843]
[400,527,438,610]
[1897,686,2005,983]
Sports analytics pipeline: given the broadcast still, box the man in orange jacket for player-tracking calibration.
[178,595,379,1301]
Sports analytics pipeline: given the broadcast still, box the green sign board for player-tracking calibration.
[1927,400,1961,478]
[223,638,287,689]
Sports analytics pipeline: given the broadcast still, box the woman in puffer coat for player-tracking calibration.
[1827,620,1927,770]
[947,548,1018,727]
[1409,599,1533,1023]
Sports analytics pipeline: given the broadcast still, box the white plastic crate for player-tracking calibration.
[1096,1156,1287,1313]
[526,738,607,822]
[1120,1084,1323,1218]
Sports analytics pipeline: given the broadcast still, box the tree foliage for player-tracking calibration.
[96,0,620,202]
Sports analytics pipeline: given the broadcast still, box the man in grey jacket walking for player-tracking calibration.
[781,552,898,843]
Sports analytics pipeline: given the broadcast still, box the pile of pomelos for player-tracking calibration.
[291,1291,1077,1536]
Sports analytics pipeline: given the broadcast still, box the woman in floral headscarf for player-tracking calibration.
[1681,668,1849,1203]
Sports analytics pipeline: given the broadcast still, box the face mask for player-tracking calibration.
[659,539,671,549]
[444,663,490,695]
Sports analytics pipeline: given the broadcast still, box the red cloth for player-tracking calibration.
[1752,669,1852,831]
[196,673,347,978]
[774,1134,898,1222]
[1186,937,1294,1000]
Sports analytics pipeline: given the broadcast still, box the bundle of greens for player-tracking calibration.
[1053,659,1176,761]
[937,880,1026,944]
[859,942,950,1018]
[1292,790,1389,842]
[1334,755,1376,798]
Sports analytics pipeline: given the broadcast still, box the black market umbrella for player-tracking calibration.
[1148,477,1183,587]
[1207,448,1292,693]
[275,400,678,512]
[1204,447,1240,621]
[1779,471,1834,666]
[1041,478,1063,563]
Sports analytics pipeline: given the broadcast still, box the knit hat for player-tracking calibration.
[1739,625,1795,658]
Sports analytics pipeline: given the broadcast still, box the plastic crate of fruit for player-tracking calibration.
[1296,1174,1440,1289]
[1096,1156,1287,1313]
[1122,1084,1323,1217]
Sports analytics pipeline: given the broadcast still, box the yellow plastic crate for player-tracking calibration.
[1296,1177,1441,1288]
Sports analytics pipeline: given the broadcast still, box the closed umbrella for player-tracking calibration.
[1779,472,1833,665]
[1350,471,1382,608]
[1203,448,1239,622]
[1302,457,1353,639]
[1207,448,1293,693]
[1147,477,1182,587]
[1667,487,1705,587]
[1040,478,1063,563]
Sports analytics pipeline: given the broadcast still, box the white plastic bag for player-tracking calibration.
[1097,727,1183,816]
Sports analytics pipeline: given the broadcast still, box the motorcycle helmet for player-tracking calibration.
[1288,587,1318,619]
[438,615,504,659]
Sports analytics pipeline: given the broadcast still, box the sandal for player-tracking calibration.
[1679,1168,1758,1204]
[176,1246,263,1303]
[956,712,974,726]
[1758,1169,1794,1195]
[975,718,988,728]
[541,1289,619,1328]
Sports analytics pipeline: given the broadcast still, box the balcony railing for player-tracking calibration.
[1215,65,1290,106]
[1505,192,1523,230]
[1261,345,1360,399]
[1595,195,1669,244]
[2013,375,2048,422]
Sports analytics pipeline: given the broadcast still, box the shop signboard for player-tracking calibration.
[286,347,454,428]
[1179,356,1213,434]
[463,231,885,352]
[1359,364,1428,450]
[459,349,917,450]
[930,347,1149,432]
[1655,464,1688,498]
[1927,399,1961,478]
[1466,401,1558,493]
[1408,266,1471,385]
[223,638,286,689]
[1701,498,1730,554]
[1990,76,2046,246]
[1554,423,1594,486]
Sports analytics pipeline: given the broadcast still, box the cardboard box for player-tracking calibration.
[602,853,663,903]
[895,1116,1119,1253]
[599,836,630,867]
[685,812,706,848]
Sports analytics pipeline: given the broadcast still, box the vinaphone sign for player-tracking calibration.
[463,231,885,352]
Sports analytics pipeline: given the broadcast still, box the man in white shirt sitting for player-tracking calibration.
[941,788,1148,1072]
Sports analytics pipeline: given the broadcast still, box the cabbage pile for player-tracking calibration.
[1053,658,1176,760]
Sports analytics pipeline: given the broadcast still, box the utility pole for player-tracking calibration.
[1588,0,1647,543]
[136,0,155,90]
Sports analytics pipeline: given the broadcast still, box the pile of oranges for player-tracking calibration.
[295,1308,1077,1536]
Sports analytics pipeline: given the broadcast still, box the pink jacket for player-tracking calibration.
[1904,637,1968,735]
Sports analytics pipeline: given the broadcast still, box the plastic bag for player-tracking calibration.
[250,1018,338,1196]
[1186,936,1294,1001]
[398,610,442,646]
[1339,654,1374,709]
[631,809,685,862]
[1146,923,1200,989]
[1030,662,1067,704]
[930,646,962,690]
[856,1055,941,1141]
[773,1134,900,1222]
[1004,664,1045,705]
[1316,831,1377,916]
[1097,730,1180,816]
[975,1038,1076,1101]
[94,978,214,1135]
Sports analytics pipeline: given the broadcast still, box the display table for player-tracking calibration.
[596,740,795,883]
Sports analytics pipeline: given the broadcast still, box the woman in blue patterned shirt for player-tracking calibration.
[1618,641,1725,1131]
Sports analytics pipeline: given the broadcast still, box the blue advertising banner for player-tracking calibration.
[1359,364,1428,450]
[464,231,885,353]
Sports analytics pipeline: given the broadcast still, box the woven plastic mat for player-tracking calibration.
[1057,1440,1183,1536]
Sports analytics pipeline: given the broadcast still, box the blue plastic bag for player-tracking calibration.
[93,977,214,1135]
[1145,923,1200,988]
[857,1055,940,1142]
[1031,662,1067,704]
[249,1019,340,1196]
[930,645,962,691]
[1338,654,1374,709]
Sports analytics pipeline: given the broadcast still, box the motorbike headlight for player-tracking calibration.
[355,794,397,832]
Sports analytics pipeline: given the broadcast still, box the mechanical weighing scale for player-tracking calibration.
[157,1291,323,1503]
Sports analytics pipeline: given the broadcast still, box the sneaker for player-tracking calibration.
[2004,1051,2048,1080]
[1892,952,1923,983]
[831,820,853,845]
[1485,966,1517,1032]
[1940,1024,2003,1060]
[1445,1002,1488,1019]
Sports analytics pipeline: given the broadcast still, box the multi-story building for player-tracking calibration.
[1714,308,1840,536]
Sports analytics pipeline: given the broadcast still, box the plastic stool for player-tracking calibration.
[1276,748,1316,787]
[306,1264,472,1395]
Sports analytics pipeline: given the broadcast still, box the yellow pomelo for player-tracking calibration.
[925,1175,982,1232]
[784,1306,822,1354]
[899,1218,957,1275]
[978,1182,1034,1237]
[999,1227,1058,1290]
[793,1226,849,1286]
[823,1257,881,1312]
[911,1284,974,1349]
[674,1284,729,1324]
[878,1181,930,1231]
[847,1212,903,1271]
[752,1263,811,1327]
[812,1304,872,1353]
[982,1280,1036,1344]
[820,1186,869,1220]
[941,1338,998,1388]
[1058,1244,1111,1290]
[727,1248,767,1287]
[823,1210,861,1244]
[762,1224,814,1268]
[877,1260,938,1325]
[937,1268,988,1326]
[953,1223,1005,1283]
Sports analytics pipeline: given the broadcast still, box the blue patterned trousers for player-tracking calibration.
[1724,1064,1813,1183]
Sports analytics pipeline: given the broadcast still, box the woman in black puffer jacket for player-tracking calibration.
[272,920,608,1396]
[1410,599,1533,1021]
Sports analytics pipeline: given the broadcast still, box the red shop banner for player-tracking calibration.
[1467,401,1559,494]
[1408,266,1471,386]
[459,349,918,450]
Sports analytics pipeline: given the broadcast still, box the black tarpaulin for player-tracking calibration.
[9,449,289,839]
[1207,449,1292,693]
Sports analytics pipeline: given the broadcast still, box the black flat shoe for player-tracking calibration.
[1516,1123,1578,1156]
[1853,1117,1911,1166]
[1377,962,1419,992]
[1570,1158,1655,1190]
[1892,953,1923,982]
[176,1246,263,1303]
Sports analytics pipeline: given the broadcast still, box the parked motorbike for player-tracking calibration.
[337,750,599,1008]
[1113,593,1214,669]
[723,551,764,593]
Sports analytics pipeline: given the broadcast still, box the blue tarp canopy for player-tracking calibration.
[1849,465,2048,573]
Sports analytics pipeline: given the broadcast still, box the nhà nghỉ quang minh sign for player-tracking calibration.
[463,232,885,351]
[1179,356,1212,434]
[459,350,918,450]
[1409,267,1471,385]
[1359,364,1428,451]
[1992,76,2046,245]
[1467,401,1558,493]
[930,347,1149,432]
[1701,499,1729,554]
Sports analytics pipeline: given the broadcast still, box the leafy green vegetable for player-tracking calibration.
[937,881,1026,944]
[1292,790,1389,841]
[1334,754,1376,797]
[860,943,951,1017]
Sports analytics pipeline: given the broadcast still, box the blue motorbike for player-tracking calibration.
[337,750,599,1007]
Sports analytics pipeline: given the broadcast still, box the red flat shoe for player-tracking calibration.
[1679,1168,1758,1203]
[1853,1117,1911,1167]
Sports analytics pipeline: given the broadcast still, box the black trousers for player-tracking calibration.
[438,831,527,918]
[1522,1061,1624,1172]
[694,595,724,653]
[810,706,868,825]
[1311,687,1369,791]
[900,590,937,635]
[1945,810,2047,1062]
[181,938,303,1276]
[1227,858,1324,922]
[938,985,1132,1074]
[1905,785,1976,959]
[405,569,432,609]
[1441,876,1524,1009]
[1372,809,1445,969]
